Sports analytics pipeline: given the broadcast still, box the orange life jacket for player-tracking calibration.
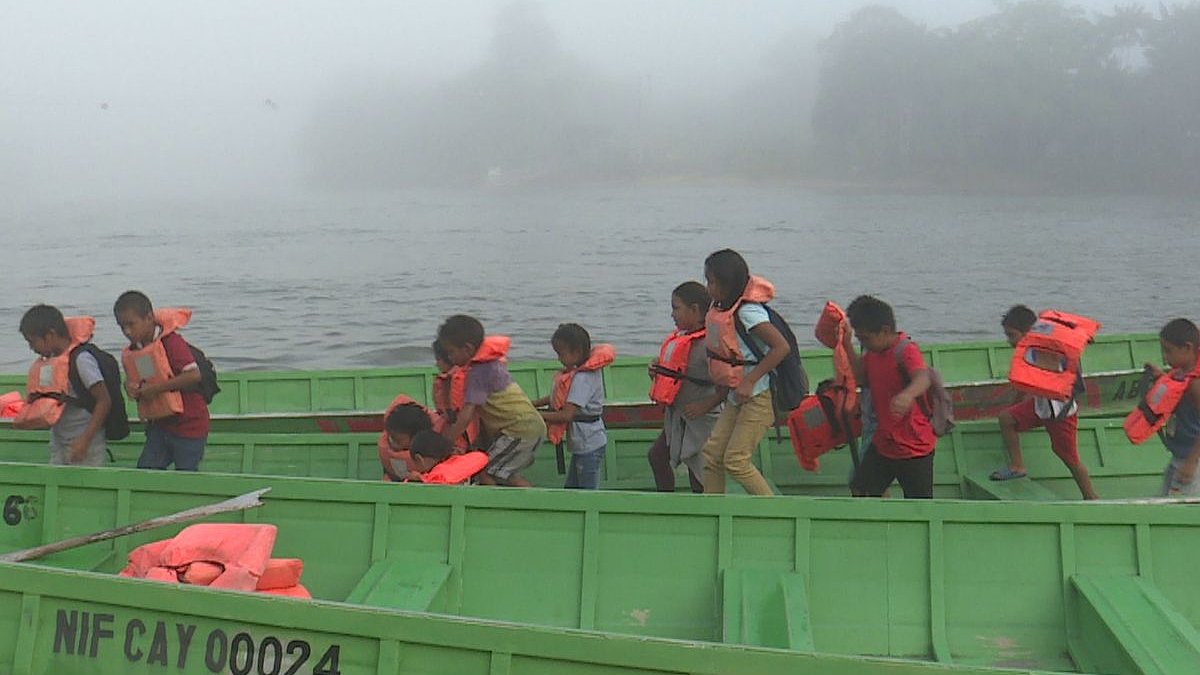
[648,330,708,406]
[0,391,25,419]
[704,276,776,389]
[13,316,95,430]
[1009,311,1101,401]
[470,335,511,365]
[120,523,310,598]
[1124,366,1200,444]
[121,308,192,421]
[814,301,846,350]
[433,365,478,450]
[376,394,431,481]
[547,344,615,445]
[787,302,861,471]
[420,450,489,484]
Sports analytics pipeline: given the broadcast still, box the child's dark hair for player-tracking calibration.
[385,403,433,436]
[1001,305,1037,332]
[432,339,450,365]
[1160,318,1200,349]
[437,315,484,349]
[113,290,154,318]
[552,323,591,357]
[410,430,453,462]
[672,281,710,311]
[703,249,750,308]
[19,305,68,338]
[846,295,896,334]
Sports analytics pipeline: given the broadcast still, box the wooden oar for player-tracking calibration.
[0,488,270,564]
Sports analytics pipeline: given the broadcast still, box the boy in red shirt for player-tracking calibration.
[843,296,936,498]
[114,291,210,470]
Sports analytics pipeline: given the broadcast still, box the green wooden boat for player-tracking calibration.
[0,333,1160,434]
[0,464,1196,674]
[0,417,1169,500]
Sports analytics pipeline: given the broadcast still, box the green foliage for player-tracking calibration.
[811,0,1200,191]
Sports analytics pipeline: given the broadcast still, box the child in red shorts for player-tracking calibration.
[990,305,1098,500]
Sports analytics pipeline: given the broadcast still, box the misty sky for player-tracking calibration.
[1,0,1145,201]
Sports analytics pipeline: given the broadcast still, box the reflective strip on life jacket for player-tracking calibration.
[1009,311,1101,401]
[547,344,615,445]
[704,276,775,389]
[649,330,707,406]
[420,450,489,484]
[121,308,192,420]
[14,316,96,430]
[1124,368,1197,444]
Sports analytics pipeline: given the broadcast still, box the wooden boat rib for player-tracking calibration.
[0,417,1170,500]
[0,463,1196,673]
[0,333,1160,433]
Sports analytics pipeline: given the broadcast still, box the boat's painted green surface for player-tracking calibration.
[0,464,1197,674]
[0,333,1159,434]
[0,417,1169,499]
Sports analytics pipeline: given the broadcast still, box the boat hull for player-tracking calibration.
[0,464,1196,674]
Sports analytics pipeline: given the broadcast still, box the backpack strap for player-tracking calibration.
[64,344,97,412]
[732,306,766,366]
[893,337,933,418]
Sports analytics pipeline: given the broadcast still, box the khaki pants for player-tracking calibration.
[701,389,774,495]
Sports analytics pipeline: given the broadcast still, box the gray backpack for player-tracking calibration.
[893,338,955,437]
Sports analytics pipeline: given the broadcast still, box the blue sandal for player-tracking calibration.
[990,467,1027,481]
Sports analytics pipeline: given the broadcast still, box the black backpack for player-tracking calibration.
[735,303,810,418]
[67,343,131,441]
[186,342,220,404]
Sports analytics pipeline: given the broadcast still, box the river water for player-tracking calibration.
[2,185,1196,372]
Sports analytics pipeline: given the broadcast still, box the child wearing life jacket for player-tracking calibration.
[379,400,434,482]
[699,249,791,496]
[1142,319,1200,497]
[113,291,210,471]
[17,305,113,466]
[990,305,1098,499]
[437,315,545,487]
[533,323,612,490]
[647,282,721,493]
[409,430,489,484]
[842,296,936,499]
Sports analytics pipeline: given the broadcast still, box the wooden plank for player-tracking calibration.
[344,557,451,611]
[1070,575,1200,675]
[961,474,1061,501]
[722,568,814,651]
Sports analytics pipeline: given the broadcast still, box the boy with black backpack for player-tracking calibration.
[843,296,941,499]
[113,291,216,471]
[17,305,128,466]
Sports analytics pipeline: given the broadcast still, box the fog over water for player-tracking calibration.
[2,1,1197,372]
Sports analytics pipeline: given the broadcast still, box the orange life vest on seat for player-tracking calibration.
[547,344,615,445]
[787,302,861,471]
[649,330,707,405]
[704,276,775,389]
[377,394,435,481]
[433,365,478,450]
[121,308,192,421]
[1009,311,1101,401]
[1124,366,1200,444]
[120,523,310,598]
[420,450,489,484]
[13,316,95,430]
